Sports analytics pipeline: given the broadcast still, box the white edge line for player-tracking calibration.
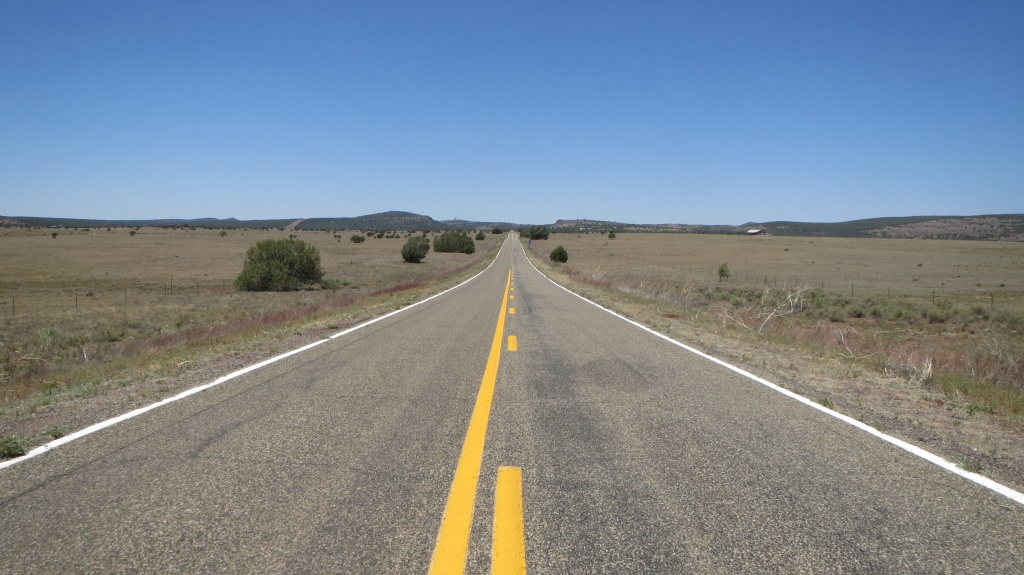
[519,241,1024,507]
[0,240,512,472]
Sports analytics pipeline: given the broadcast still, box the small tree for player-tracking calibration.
[219,231,228,237]
[401,236,430,263]
[550,246,568,263]
[608,231,616,239]
[718,263,731,282]
[434,230,475,254]
[236,238,324,291]
[491,228,503,234]
[350,234,365,243]
[475,231,486,240]
[524,225,549,240]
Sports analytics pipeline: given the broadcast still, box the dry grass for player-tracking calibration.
[0,226,502,403]
[526,232,1024,487]
[530,233,1023,397]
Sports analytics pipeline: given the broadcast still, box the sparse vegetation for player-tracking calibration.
[522,232,1024,485]
[0,226,503,408]
[351,234,365,243]
[960,458,985,473]
[235,238,325,292]
[718,263,731,282]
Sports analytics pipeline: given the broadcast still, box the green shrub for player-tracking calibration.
[350,234,365,243]
[491,228,503,234]
[402,236,431,263]
[550,246,568,263]
[718,263,730,282]
[235,238,324,292]
[0,434,30,458]
[475,231,486,240]
[433,231,475,254]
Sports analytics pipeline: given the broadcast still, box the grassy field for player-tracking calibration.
[528,232,1024,416]
[524,232,1024,486]
[0,226,503,403]
[3,226,1024,482]
[537,232,1023,301]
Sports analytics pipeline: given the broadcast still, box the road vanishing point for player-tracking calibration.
[1,235,1022,573]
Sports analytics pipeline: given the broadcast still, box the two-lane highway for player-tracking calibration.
[478,245,1024,573]
[1,235,1022,573]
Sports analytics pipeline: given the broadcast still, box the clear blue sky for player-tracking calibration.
[2,1,1022,225]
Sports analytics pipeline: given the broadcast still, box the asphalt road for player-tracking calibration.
[1,236,1022,573]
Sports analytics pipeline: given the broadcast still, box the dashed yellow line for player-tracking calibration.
[428,270,512,575]
[493,466,527,575]
[509,308,515,314]
[508,336,518,351]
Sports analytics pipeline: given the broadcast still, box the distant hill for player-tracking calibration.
[1,211,518,233]
[755,215,1024,240]
[296,211,438,231]
[297,211,519,231]
[6,216,295,229]
[4,213,1021,240]
[551,215,1024,241]
[550,219,743,234]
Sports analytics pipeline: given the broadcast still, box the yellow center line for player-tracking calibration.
[428,269,512,575]
[493,466,527,575]
[507,335,517,351]
[509,308,515,314]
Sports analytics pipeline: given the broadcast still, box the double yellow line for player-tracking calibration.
[428,269,526,575]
